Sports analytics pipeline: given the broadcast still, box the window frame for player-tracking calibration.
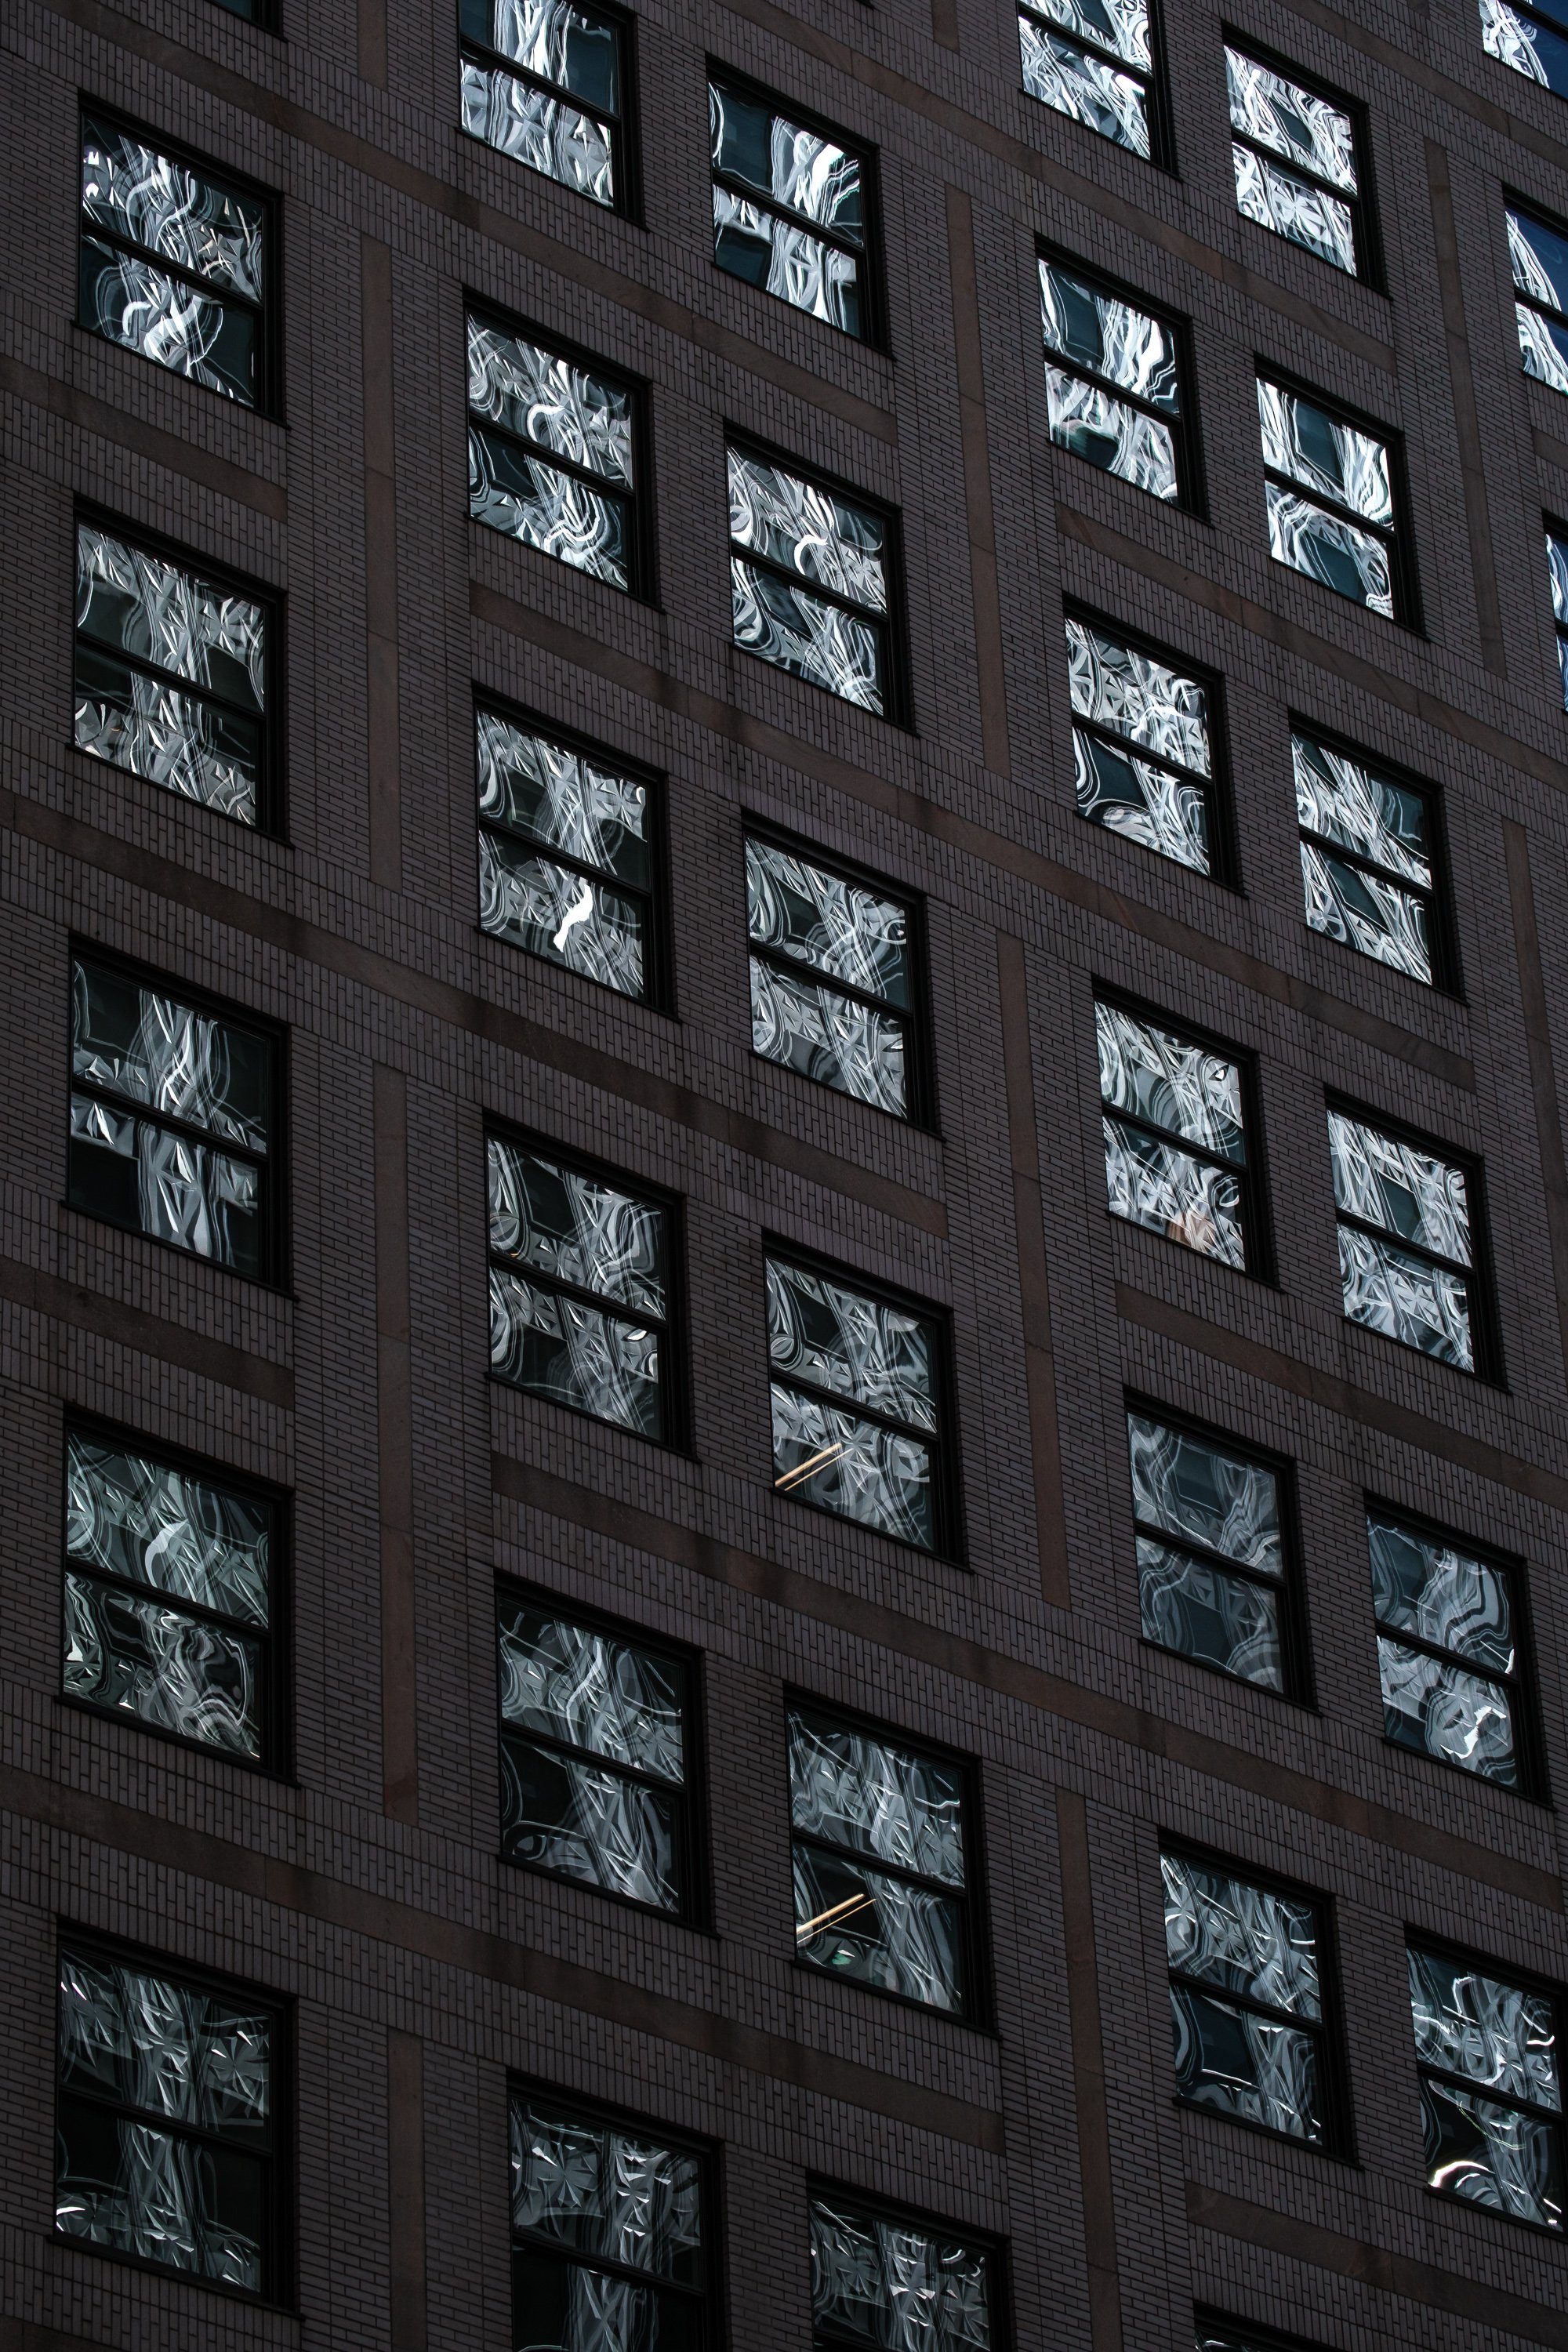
[474,690,672,1011]
[1038,244,1203,515]
[805,2176,1008,2352]
[1404,1928,1567,2236]
[1063,597,1237,884]
[1222,30,1381,288]
[1016,0,1174,171]
[762,1236,962,1561]
[65,940,289,1287]
[77,100,281,417]
[1289,717,1460,997]
[54,1924,294,2306]
[1257,363,1420,629]
[458,0,641,220]
[1483,0,1568,102]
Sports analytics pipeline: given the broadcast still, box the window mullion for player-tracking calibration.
[1333,1209,1468,1284]
[520,2234,706,2298]
[773,1368,928,1446]
[728,542,883,627]
[1102,1102,1243,1177]
[462,42,615,124]
[79,219,262,317]
[470,420,633,505]
[72,1079,268,1166]
[502,1719,679,1794]
[750,942,902,1022]
[1132,1521,1282,1589]
[67,1559,265,1639]
[1076,717,1208,793]
[489,1256,666,1334]
[78,639,263,725]
[1372,1615,1515,1686]
[712,173,862,258]
[1263,466,1394,549]
[481,817,650,908]
[1167,1965,1321,2034]
[792,1827,959,1905]
[1298,826,1431,903]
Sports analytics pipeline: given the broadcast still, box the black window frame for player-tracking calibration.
[1289,717,1460,997]
[457,0,641,220]
[1063,597,1237,884]
[806,2177,1008,2352]
[1257,363,1420,630]
[1222,30,1381,288]
[1405,1929,1567,2238]
[474,690,672,1011]
[1038,245,1203,516]
[66,940,288,1287]
[1016,0,1175,172]
[77,101,281,418]
[54,1924,293,2307]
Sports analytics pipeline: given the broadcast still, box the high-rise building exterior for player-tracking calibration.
[5,0,1568,2346]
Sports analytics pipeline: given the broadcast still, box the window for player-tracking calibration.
[468,309,647,595]
[1127,1406,1295,1695]
[1065,611,1220,875]
[68,954,280,1279]
[78,111,271,410]
[1483,0,1568,103]
[1040,256,1193,506]
[510,2092,710,2347]
[746,833,924,1120]
[789,1705,976,2016]
[1508,200,1568,395]
[477,705,662,1004]
[496,1592,697,1915]
[488,1131,675,1439]
[1162,1847,1337,2148]
[1096,998,1256,1270]
[64,1427,279,1765]
[728,442,902,719]
[1258,375,1411,622]
[1547,522,1568,705]
[1327,1105,1489,1374]
[460,0,630,211]
[809,2190,995,2350]
[74,517,273,829]
[710,75,874,341]
[1369,1511,1535,1794]
[765,1250,953,1553]
[56,1936,285,2296]
[1407,1940,1563,2232]
[1293,730,1447,989]
[1225,45,1369,280]
[1197,2320,1327,2352]
[1018,0,1161,162]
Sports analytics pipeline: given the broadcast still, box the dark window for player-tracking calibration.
[510,2091,711,2347]
[789,1704,977,2017]
[1066,610,1221,875]
[68,953,281,1279]
[809,2189,996,2350]
[1127,1406,1298,1696]
[728,441,905,720]
[74,517,274,829]
[212,0,269,20]
[1327,1104,1493,1376]
[1162,1846,1340,2149]
[497,1592,698,1916]
[488,1131,676,1440]
[746,833,926,1121]
[1369,1511,1538,1794]
[78,110,273,411]
[1293,729,1449,989]
[56,1936,287,2297]
[1258,374,1414,622]
[468,309,648,595]
[477,704,662,1004]
[1547,521,1568,705]
[1040,255,1195,507]
[1508,198,1568,394]
[765,1249,955,1555]
[64,1426,281,1766]
[1225,45,1371,280]
[1018,0,1163,162]
[1483,0,1568,103]
[459,0,630,210]
[1196,2318,1330,2352]
[1407,1940,1564,2232]
[1096,997,1258,1271]
[709,74,876,341]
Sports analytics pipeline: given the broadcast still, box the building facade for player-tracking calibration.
[4,0,1568,2345]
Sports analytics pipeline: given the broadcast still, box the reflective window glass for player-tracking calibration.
[1066,613,1215,873]
[1018,0,1159,162]
[728,445,898,717]
[746,836,920,1119]
[1040,258,1191,506]
[1226,47,1364,278]
[510,2093,710,2348]
[1163,1849,1332,2146]
[1483,0,1568,103]
[1369,1513,1530,1791]
[1127,1409,1290,1692]
[1096,999,1253,1269]
[1258,376,1409,621]
[468,312,643,594]
[809,2192,993,2350]
[1509,201,1568,396]
[1327,1108,1482,1373]
[1293,731,1441,987]
[710,78,871,339]
[1407,1941,1564,2231]
[460,0,626,209]
[1547,523,1568,706]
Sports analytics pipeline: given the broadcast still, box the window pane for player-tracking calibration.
[809,2195,991,2352]
[1169,1982,1324,2140]
[490,1266,662,1433]
[1019,18,1150,156]
[1378,1638,1517,1784]
[713,191,862,333]
[56,2103,266,2286]
[1138,1541,1284,1687]
[1066,619,1210,773]
[1163,1852,1320,2017]
[789,1711,964,1884]
[1300,840,1432,981]
[60,1948,271,2129]
[460,62,615,205]
[771,1382,932,1547]
[1102,1117,1246,1263]
[1292,736,1430,886]
[1265,481,1392,614]
[66,1435,269,1622]
[477,711,648,875]
[1025,0,1150,67]
[468,320,633,483]
[77,525,264,713]
[1045,369,1178,496]
[480,831,645,995]
[68,1096,263,1271]
[1419,2075,1565,2227]
[1408,1945,1561,2108]
[1519,296,1568,394]
[511,2245,703,2352]
[1096,1002,1244,1160]
[1367,1517,1513,1675]
[502,1736,681,1907]
[488,1140,665,1316]
[1337,1226,1472,1367]
[793,1841,965,2008]
[71,963,270,1152]
[1258,381,1392,526]
[1126,1413,1282,1573]
[1040,263,1181,408]
[1225,49,1357,191]
[1074,731,1210,869]
[765,1258,935,1429]
[1511,203,1568,310]
[750,957,907,1113]
[710,84,862,235]
[469,426,629,586]
[463,0,619,107]
[81,120,265,299]
[497,1605,684,1779]
[1233,145,1356,274]
[64,1572,262,1754]
[1327,1112,1470,1265]
[1483,0,1568,96]
[79,238,258,405]
[731,557,884,709]
[728,450,886,611]
[746,839,909,1003]
[510,2100,702,2280]
[75,644,262,822]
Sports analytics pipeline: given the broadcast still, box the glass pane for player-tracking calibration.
[56,2101,265,2287]
[1548,527,1568,625]
[1368,1516,1514,1674]
[1338,1226,1473,1368]
[1233,144,1356,274]
[713,191,861,333]
[71,961,270,1152]
[496,1604,684,1780]
[1045,370,1178,498]
[463,0,620,109]
[64,1571,262,1754]
[771,1381,933,1548]
[1327,1112,1470,1265]
[480,832,645,996]
[511,2245,702,2352]
[477,712,649,884]
[467,319,633,485]
[510,2100,702,2280]
[1019,20,1150,156]
[1258,380,1392,527]
[788,1711,964,1885]
[1073,730,1210,870]
[1169,1983,1323,2140]
[746,838,909,1003]
[1265,481,1393,615]
[59,1948,270,2129]
[69,1094,263,1273]
[1225,49,1357,191]
[1291,734,1430,887]
[66,1434,270,1623]
[78,234,257,406]
[1518,296,1568,394]
[1103,1117,1246,1264]
[731,557,884,710]
[1409,1944,1560,2108]
[1025,0,1150,67]
[765,1258,935,1431]
[502,1735,681,1908]
[1378,1638,1517,1785]
[1419,2076,1565,2229]
[709,83,862,238]
[81,119,265,299]
[77,525,264,712]
[1163,1850,1320,2016]
[1040,263,1180,407]
[460,60,615,205]
[727,449,885,613]
[1509,203,1568,314]
[1483,0,1568,96]
[1138,1541,1283,1688]
[793,1842,965,2009]
[469,426,629,589]
[489,1265,662,1435]
[1301,840,1432,982]
[1096,1001,1245,1161]
[1065,617,1210,775]
[75,644,262,822]
[810,2196,991,2352]
[488,1138,665,1316]
[750,956,907,1114]
[1126,1413,1282,1573]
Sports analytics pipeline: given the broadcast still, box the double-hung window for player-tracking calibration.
[1065,611,1219,874]
[1040,256,1192,506]
[1508,200,1568,395]
[809,2190,995,2350]
[79,111,271,410]
[64,1426,278,1765]
[1483,0,1568,104]
[765,1250,953,1554]
[1096,998,1256,1270]
[710,75,873,341]
[74,517,272,828]
[468,309,647,595]
[1225,45,1369,281]
[1369,1512,1534,1793]
[459,0,630,211]
[510,2092,711,2347]
[488,1131,675,1439]
[1162,1847,1338,2148]
[496,1592,697,1916]
[1327,1105,1489,1374]
[1407,1940,1564,2232]
[1293,730,1447,989]
[728,442,902,718]
[1547,522,1568,704]
[789,1705,976,2016]
[1127,1406,1294,1694]
[477,704,661,1004]
[1258,374,1411,622]
[56,1936,285,2296]
[1018,0,1161,162]
[69,954,279,1279]
[746,833,924,1120]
